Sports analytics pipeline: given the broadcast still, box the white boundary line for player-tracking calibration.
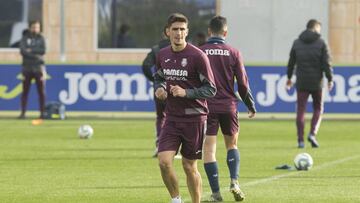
[183,155,360,202]
[242,155,360,187]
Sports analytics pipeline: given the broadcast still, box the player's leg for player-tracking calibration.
[34,68,46,118]
[220,112,244,201]
[223,134,239,181]
[180,121,206,203]
[19,70,32,118]
[296,91,310,148]
[154,97,166,157]
[182,158,202,203]
[220,112,239,181]
[158,151,181,200]
[224,133,244,202]
[308,90,323,148]
[203,113,222,201]
[158,120,183,202]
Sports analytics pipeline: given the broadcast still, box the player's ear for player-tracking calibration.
[223,31,228,37]
[166,27,170,37]
[208,28,211,36]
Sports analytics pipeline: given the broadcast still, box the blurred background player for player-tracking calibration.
[192,31,207,47]
[142,26,170,157]
[286,19,333,148]
[154,13,216,203]
[117,23,136,48]
[200,16,256,202]
[19,20,46,119]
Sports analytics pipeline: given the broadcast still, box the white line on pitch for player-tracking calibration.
[243,154,360,187]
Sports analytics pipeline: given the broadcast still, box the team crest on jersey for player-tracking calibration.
[181,58,187,67]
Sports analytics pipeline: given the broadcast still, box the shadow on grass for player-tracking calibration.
[0,156,155,162]
[240,175,360,180]
[39,147,153,152]
[75,185,168,190]
[0,116,153,121]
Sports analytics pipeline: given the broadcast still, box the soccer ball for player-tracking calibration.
[78,124,93,139]
[294,153,313,170]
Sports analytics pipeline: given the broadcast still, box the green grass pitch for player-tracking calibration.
[0,118,359,203]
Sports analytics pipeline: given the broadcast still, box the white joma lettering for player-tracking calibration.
[205,49,230,56]
[59,72,151,105]
[256,73,360,107]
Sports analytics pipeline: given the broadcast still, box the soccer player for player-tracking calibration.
[199,16,256,202]
[142,27,170,157]
[19,20,47,119]
[287,19,333,148]
[154,13,216,203]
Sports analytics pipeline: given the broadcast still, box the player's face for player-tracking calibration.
[30,22,41,34]
[167,22,188,48]
[314,24,321,34]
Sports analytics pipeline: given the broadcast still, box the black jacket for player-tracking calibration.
[142,39,170,82]
[20,33,46,69]
[287,29,333,91]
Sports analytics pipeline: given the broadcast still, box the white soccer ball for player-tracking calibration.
[294,153,313,170]
[78,124,94,139]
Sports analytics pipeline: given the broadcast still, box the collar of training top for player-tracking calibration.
[207,37,225,44]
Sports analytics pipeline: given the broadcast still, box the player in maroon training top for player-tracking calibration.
[154,13,216,203]
[200,16,256,202]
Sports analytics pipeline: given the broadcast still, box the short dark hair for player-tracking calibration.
[166,13,188,28]
[120,23,131,34]
[29,20,41,27]
[306,19,321,29]
[209,16,227,35]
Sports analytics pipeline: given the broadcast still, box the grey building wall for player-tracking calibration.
[220,0,329,63]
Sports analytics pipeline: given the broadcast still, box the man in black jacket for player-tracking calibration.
[19,21,46,119]
[142,28,170,157]
[287,19,333,148]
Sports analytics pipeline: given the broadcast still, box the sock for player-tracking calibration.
[204,162,220,193]
[171,196,182,203]
[227,149,240,180]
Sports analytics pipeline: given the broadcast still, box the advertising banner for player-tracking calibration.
[1,65,359,113]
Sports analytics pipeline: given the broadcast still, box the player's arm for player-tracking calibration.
[20,37,37,59]
[234,51,256,114]
[287,43,296,79]
[31,36,46,55]
[185,53,216,99]
[142,46,158,82]
[286,43,296,89]
[154,54,167,100]
[321,41,334,90]
[183,74,217,99]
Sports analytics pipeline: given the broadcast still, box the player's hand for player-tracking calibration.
[328,81,334,91]
[155,87,167,100]
[170,85,186,97]
[286,79,292,90]
[248,111,256,118]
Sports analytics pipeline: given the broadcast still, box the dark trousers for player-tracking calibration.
[155,97,166,147]
[296,90,323,142]
[20,69,46,117]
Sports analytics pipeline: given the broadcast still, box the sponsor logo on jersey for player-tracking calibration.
[204,49,230,56]
[163,68,188,81]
